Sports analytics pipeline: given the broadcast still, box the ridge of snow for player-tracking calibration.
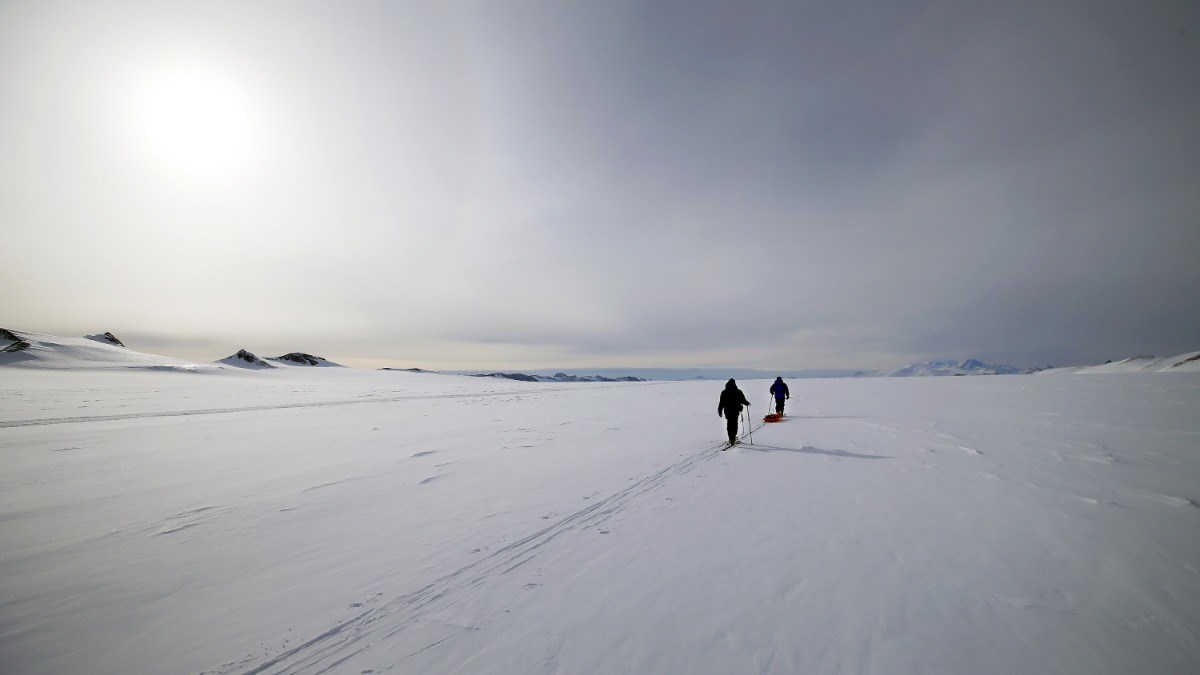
[1030,350,1200,375]
[0,329,212,372]
[1166,352,1200,371]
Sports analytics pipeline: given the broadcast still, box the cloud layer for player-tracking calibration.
[3,1,1198,370]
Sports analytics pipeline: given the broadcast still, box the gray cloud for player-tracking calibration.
[3,1,1198,370]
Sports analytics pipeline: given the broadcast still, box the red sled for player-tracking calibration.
[763,413,783,423]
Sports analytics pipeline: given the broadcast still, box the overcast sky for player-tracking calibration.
[3,0,1198,371]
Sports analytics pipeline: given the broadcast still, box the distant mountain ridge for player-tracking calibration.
[3,327,1198,377]
[881,358,1024,377]
[880,353,1200,376]
[0,329,345,372]
[217,350,343,368]
[472,372,646,383]
[0,329,205,371]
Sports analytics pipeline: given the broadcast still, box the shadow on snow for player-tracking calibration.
[741,443,891,460]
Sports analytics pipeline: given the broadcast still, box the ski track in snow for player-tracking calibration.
[0,387,614,429]
[215,428,758,675]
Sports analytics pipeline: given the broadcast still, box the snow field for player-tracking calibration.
[1,369,1198,674]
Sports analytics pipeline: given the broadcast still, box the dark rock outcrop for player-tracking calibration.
[233,349,271,367]
[0,328,29,352]
[273,352,327,366]
[473,372,540,382]
[87,332,125,347]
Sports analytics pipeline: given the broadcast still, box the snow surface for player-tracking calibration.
[2,360,1199,674]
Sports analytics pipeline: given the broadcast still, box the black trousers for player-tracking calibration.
[775,397,785,414]
[726,413,739,442]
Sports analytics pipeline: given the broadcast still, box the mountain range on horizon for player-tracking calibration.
[880,358,1026,377]
[217,349,343,369]
[471,372,647,383]
[3,327,1199,378]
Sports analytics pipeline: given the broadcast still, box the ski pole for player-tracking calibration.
[744,407,753,445]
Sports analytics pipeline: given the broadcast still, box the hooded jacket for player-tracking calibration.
[717,379,751,418]
[770,377,790,400]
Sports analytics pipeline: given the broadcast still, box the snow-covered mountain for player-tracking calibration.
[1035,352,1200,375]
[216,349,275,369]
[0,328,211,372]
[0,329,346,372]
[881,358,1023,377]
[268,352,343,367]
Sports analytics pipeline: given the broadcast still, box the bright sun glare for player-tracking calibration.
[134,68,253,172]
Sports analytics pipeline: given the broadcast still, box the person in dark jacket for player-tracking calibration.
[769,377,790,415]
[717,378,751,446]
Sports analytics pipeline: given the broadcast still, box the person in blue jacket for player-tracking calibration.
[769,376,790,415]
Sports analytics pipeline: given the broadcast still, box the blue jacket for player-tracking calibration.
[770,378,790,400]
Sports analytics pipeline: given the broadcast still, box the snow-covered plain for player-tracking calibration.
[2,343,1199,673]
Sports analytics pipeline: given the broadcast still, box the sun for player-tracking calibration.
[134,67,253,172]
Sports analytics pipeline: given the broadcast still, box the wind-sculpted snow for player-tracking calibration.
[2,368,1198,674]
